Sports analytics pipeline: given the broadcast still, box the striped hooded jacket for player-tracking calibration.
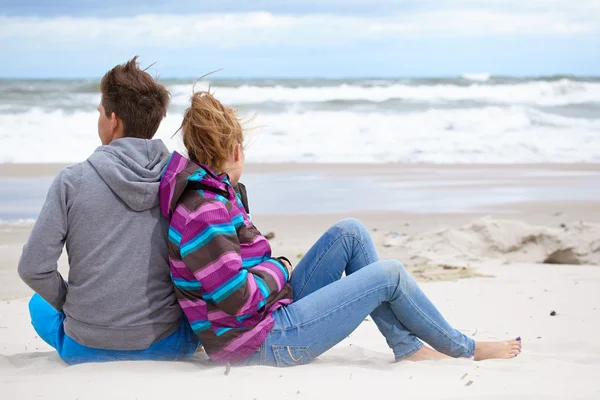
[159,152,293,363]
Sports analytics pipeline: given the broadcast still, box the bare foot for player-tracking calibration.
[474,337,522,361]
[402,346,451,361]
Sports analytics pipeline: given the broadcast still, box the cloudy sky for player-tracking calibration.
[1,0,599,78]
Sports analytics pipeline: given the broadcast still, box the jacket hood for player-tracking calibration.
[88,138,171,212]
[159,151,231,221]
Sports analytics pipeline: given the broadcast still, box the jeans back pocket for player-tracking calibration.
[272,345,316,367]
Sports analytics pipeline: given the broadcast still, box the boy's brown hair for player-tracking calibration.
[100,56,170,139]
[179,91,244,173]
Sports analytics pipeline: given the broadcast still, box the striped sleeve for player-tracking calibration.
[248,257,290,302]
[179,200,268,317]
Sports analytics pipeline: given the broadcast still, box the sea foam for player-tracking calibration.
[1,78,599,164]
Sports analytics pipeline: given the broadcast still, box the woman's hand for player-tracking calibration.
[277,257,293,279]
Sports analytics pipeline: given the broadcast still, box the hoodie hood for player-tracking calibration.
[159,151,231,220]
[88,137,171,211]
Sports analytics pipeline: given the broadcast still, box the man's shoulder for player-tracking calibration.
[55,162,85,185]
[50,163,91,204]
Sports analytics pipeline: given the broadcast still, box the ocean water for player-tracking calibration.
[0,75,599,164]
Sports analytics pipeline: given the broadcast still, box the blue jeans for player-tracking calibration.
[244,218,475,367]
[28,294,200,365]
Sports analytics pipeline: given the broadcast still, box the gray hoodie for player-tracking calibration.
[18,138,182,350]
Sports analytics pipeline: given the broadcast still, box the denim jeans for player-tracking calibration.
[243,218,475,367]
[28,294,200,365]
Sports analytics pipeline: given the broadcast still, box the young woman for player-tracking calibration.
[159,91,522,367]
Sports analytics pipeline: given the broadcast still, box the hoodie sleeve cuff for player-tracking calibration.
[276,256,293,268]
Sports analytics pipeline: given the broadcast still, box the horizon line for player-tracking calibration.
[1,73,600,81]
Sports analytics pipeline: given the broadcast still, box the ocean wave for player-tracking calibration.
[1,106,598,164]
[2,79,600,114]
[462,73,491,82]
[1,77,598,164]
[168,79,600,107]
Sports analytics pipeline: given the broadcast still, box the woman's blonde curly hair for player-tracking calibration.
[178,90,244,174]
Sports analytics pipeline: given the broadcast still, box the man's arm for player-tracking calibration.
[18,167,79,311]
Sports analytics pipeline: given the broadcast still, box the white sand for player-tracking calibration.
[1,163,599,399]
[2,263,599,399]
[382,217,600,269]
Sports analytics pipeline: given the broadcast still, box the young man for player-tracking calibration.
[18,57,199,364]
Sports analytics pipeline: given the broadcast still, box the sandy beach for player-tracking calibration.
[3,1,600,397]
[1,163,599,399]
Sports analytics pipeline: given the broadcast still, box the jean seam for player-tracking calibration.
[273,282,396,333]
[297,233,372,299]
[297,234,347,299]
[352,233,374,266]
[387,333,421,352]
[466,337,475,358]
[273,324,303,333]
[272,346,317,366]
[399,278,470,356]
[394,340,424,360]
[260,341,266,365]
[273,345,282,366]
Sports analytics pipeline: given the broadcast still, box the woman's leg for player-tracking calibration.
[290,218,426,359]
[283,219,521,364]
[290,218,378,299]
[253,260,416,366]
[251,260,520,367]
